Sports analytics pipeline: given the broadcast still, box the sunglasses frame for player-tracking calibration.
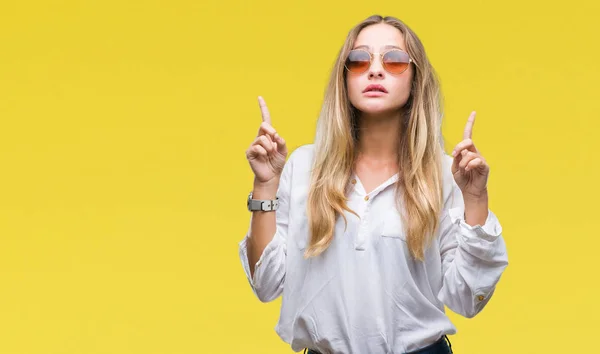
[344,48,413,75]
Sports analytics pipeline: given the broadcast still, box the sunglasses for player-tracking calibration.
[345,49,413,75]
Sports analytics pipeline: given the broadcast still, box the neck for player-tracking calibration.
[355,110,402,162]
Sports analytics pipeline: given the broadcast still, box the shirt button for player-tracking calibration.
[477,295,485,302]
[364,196,370,201]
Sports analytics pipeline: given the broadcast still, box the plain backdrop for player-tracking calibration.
[1,1,598,353]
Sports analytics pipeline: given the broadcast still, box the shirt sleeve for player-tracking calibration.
[437,177,509,318]
[238,150,294,303]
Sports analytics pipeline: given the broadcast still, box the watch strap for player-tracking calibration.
[247,192,279,211]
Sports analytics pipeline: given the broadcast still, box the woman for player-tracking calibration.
[239,14,508,354]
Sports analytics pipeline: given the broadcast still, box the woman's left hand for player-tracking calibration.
[451,111,490,200]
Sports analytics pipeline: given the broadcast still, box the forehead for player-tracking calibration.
[354,23,406,51]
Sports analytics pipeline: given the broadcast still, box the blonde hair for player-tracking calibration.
[305,15,445,261]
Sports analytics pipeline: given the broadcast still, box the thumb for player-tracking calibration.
[274,133,288,155]
[451,151,462,174]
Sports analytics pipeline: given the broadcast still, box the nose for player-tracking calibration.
[368,55,385,79]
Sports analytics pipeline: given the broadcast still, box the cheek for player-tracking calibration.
[393,78,412,100]
[346,76,363,104]
[346,76,360,95]
[389,73,413,104]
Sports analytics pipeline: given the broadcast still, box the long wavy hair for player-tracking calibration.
[305,15,445,261]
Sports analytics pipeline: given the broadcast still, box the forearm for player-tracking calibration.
[247,177,280,277]
[439,188,508,318]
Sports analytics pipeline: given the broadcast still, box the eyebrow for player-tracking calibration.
[353,44,405,51]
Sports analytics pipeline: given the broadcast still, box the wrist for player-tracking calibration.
[252,177,280,199]
[463,191,489,227]
[463,188,488,204]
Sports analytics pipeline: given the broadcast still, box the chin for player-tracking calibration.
[355,100,400,116]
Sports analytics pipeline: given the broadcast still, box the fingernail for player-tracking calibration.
[452,150,456,157]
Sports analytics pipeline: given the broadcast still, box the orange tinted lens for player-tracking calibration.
[346,50,371,73]
[383,50,410,74]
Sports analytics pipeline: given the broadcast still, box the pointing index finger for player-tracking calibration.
[258,96,272,125]
[463,111,476,140]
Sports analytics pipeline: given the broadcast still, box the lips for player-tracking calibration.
[362,84,388,93]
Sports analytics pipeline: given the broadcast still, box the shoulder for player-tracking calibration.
[441,152,454,174]
[440,152,460,203]
[281,144,315,188]
[286,143,315,170]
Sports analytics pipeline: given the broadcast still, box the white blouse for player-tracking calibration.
[238,144,508,354]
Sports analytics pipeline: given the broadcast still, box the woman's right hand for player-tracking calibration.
[246,96,288,185]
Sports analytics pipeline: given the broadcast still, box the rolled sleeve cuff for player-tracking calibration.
[448,206,503,241]
[238,233,284,291]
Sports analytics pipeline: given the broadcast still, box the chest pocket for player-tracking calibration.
[381,214,407,242]
[290,212,309,250]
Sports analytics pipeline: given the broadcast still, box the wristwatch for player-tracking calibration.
[247,192,279,212]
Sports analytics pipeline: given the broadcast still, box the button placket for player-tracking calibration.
[355,210,369,251]
[355,194,373,251]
